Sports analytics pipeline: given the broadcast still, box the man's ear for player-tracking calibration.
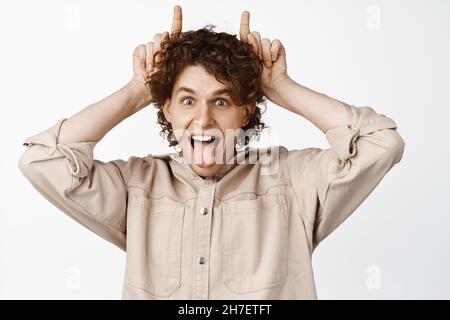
[241,104,257,127]
[162,99,172,123]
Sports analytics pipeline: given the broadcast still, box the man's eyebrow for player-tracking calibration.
[175,86,231,96]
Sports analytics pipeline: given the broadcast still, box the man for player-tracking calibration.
[18,5,405,299]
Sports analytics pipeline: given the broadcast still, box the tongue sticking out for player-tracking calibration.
[193,140,215,168]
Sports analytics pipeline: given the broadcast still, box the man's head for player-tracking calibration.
[147,25,266,177]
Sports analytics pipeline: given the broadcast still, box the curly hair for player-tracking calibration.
[146,25,267,147]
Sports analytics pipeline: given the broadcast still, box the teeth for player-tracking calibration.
[192,135,215,142]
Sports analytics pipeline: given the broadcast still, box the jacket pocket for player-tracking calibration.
[125,189,185,297]
[222,193,288,294]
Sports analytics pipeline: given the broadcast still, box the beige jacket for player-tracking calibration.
[18,104,405,299]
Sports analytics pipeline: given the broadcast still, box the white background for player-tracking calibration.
[1,0,449,299]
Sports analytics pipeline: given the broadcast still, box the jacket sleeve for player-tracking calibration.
[285,105,405,250]
[18,118,139,251]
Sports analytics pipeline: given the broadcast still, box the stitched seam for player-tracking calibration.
[64,192,126,232]
[281,150,315,230]
[215,183,288,202]
[127,185,197,205]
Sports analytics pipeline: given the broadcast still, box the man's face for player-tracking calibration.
[162,64,253,178]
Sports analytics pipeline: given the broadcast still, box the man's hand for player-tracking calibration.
[239,10,291,107]
[128,5,183,108]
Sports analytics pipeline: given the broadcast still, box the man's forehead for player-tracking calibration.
[174,85,231,96]
[173,65,231,96]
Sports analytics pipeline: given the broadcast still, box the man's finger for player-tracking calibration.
[153,33,162,63]
[170,5,183,35]
[261,38,272,68]
[145,42,154,73]
[133,44,146,70]
[251,31,262,60]
[270,40,280,61]
[247,34,260,59]
[271,39,285,61]
[239,10,250,43]
[162,31,169,42]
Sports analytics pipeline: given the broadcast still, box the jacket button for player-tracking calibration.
[197,256,205,265]
[200,207,208,215]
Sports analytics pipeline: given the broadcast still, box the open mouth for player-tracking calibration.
[187,133,222,168]
[190,134,217,148]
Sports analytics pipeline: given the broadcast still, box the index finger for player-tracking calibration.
[239,10,250,43]
[170,5,183,35]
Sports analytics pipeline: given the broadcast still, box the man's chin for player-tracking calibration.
[189,163,223,178]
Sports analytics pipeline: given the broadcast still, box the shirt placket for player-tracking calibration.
[192,177,217,300]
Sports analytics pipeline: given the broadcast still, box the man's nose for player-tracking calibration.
[194,101,213,128]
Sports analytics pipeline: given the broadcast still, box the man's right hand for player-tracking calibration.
[129,5,183,108]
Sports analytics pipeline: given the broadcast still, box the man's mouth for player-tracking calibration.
[187,133,221,168]
[190,134,216,148]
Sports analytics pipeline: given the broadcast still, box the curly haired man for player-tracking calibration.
[18,5,405,299]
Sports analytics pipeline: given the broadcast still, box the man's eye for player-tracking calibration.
[215,99,227,107]
[182,98,194,105]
